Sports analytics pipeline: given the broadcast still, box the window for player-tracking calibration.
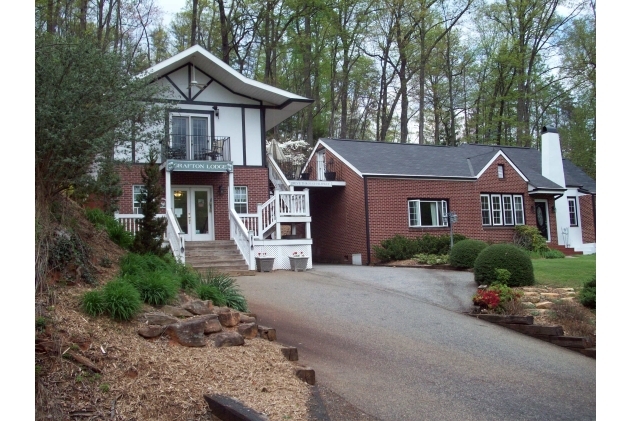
[502,195,514,225]
[408,200,448,227]
[234,186,248,214]
[498,164,505,179]
[568,197,578,226]
[170,115,209,159]
[133,185,146,214]
[481,194,525,226]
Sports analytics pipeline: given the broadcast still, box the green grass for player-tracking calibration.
[531,254,596,289]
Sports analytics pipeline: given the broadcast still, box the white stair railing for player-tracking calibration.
[278,191,309,216]
[257,196,278,238]
[114,213,143,234]
[239,214,259,237]
[165,209,185,263]
[267,154,290,192]
[230,208,254,269]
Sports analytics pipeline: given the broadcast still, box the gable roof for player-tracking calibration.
[317,138,595,193]
[139,45,313,130]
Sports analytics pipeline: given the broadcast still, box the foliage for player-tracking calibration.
[48,228,96,284]
[374,234,467,262]
[530,249,566,259]
[119,253,169,277]
[198,270,248,312]
[532,254,595,289]
[414,254,450,265]
[474,244,534,287]
[472,280,523,314]
[196,283,225,306]
[513,225,549,253]
[547,300,595,338]
[85,208,135,250]
[449,239,488,268]
[81,290,106,317]
[578,276,596,309]
[126,272,179,306]
[472,289,501,310]
[101,279,142,321]
[131,151,168,256]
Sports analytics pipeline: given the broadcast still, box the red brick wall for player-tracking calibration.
[309,166,367,264]
[117,164,268,241]
[579,194,596,243]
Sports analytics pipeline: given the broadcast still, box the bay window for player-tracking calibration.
[408,200,448,227]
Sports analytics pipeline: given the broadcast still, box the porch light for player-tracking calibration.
[218,185,224,195]
[213,105,219,118]
[174,190,183,198]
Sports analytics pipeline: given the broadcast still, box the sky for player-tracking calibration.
[157,0,187,26]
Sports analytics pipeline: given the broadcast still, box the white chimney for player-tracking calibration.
[541,126,566,188]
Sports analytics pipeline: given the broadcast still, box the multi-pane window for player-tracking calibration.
[133,185,146,214]
[171,115,209,159]
[568,197,578,226]
[481,194,525,226]
[408,200,448,227]
[234,186,248,214]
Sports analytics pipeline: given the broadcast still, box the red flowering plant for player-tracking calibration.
[472,289,501,310]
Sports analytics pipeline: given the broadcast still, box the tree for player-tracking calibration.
[132,150,168,256]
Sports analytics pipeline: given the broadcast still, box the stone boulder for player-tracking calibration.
[182,300,214,315]
[213,331,245,347]
[217,308,241,327]
[163,316,209,347]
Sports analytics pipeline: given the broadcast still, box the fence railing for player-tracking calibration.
[278,191,309,216]
[165,209,185,263]
[164,135,230,161]
[114,213,144,234]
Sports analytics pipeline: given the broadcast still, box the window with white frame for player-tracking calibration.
[568,197,579,226]
[498,164,505,179]
[234,186,248,214]
[481,194,525,226]
[408,200,448,227]
[133,185,146,214]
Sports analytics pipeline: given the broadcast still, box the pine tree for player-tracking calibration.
[132,150,168,255]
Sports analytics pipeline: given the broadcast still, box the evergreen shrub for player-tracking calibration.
[449,239,488,268]
[102,279,142,321]
[579,276,596,309]
[474,244,534,287]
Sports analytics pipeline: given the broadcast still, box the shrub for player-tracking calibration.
[84,208,110,226]
[373,235,418,262]
[177,266,201,291]
[198,270,248,312]
[105,219,134,250]
[414,253,450,265]
[472,289,501,310]
[578,276,596,309]
[540,249,566,259]
[130,271,179,306]
[119,253,169,277]
[196,283,226,306]
[102,279,142,321]
[417,233,467,255]
[513,225,549,253]
[81,290,106,317]
[449,239,488,268]
[473,243,534,287]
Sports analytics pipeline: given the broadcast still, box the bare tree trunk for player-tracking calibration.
[191,0,198,46]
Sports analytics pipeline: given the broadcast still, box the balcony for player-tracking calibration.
[164,135,230,162]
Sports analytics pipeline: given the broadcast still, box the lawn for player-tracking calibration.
[531,254,596,289]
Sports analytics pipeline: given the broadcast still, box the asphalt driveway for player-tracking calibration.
[235,264,596,421]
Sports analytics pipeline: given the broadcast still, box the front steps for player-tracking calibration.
[548,244,583,256]
[185,241,255,276]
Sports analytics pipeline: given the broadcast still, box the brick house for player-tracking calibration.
[297,128,595,265]
[115,45,316,271]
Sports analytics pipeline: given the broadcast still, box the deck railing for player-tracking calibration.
[164,135,230,161]
[230,208,254,269]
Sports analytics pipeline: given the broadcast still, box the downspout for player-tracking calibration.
[364,176,371,265]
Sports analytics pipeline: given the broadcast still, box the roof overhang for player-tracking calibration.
[138,45,313,130]
[527,186,567,196]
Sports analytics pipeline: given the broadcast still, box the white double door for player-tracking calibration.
[172,186,214,241]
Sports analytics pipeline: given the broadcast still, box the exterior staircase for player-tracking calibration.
[185,240,255,276]
[548,244,583,256]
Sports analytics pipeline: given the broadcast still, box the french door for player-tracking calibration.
[172,187,214,241]
[171,116,209,160]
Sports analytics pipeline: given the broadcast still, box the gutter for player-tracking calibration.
[364,176,371,265]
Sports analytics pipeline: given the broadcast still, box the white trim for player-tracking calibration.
[475,150,529,182]
[309,139,364,179]
[534,199,551,242]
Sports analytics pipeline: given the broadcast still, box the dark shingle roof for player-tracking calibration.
[319,138,594,193]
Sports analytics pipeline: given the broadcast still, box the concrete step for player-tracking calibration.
[548,244,583,256]
[185,240,249,274]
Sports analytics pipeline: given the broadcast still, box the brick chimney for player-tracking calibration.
[541,126,566,188]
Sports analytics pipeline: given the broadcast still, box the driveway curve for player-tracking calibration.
[235,264,595,421]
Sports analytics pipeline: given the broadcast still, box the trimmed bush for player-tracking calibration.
[474,244,534,287]
[578,276,596,309]
[81,290,105,317]
[373,235,418,262]
[102,279,142,321]
[449,239,488,268]
[417,234,467,255]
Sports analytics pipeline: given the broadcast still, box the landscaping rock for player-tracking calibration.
[535,301,554,309]
[203,315,223,334]
[237,322,258,339]
[161,305,195,318]
[138,325,166,338]
[213,331,245,347]
[137,312,179,326]
[281,347,298,361]
[182,300,214,315]
[240,314,257,323]
[258,326,277,341]
[294,364,315,385]
[163,316,208,347]
[217,309,241,327]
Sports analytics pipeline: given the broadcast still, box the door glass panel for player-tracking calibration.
[191,117,208,160]
[173,190,188,234]
[194,190,209,234]
[171,117,188,154]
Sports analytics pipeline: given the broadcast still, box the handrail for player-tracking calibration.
[239,213,259,238]
[114,213,143,234]
[257,195,277,238]
[267,154,290,191]
[165,135,231,161]
[230,208,254,269]
[278,191,309,216]
[165,208,185,263]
